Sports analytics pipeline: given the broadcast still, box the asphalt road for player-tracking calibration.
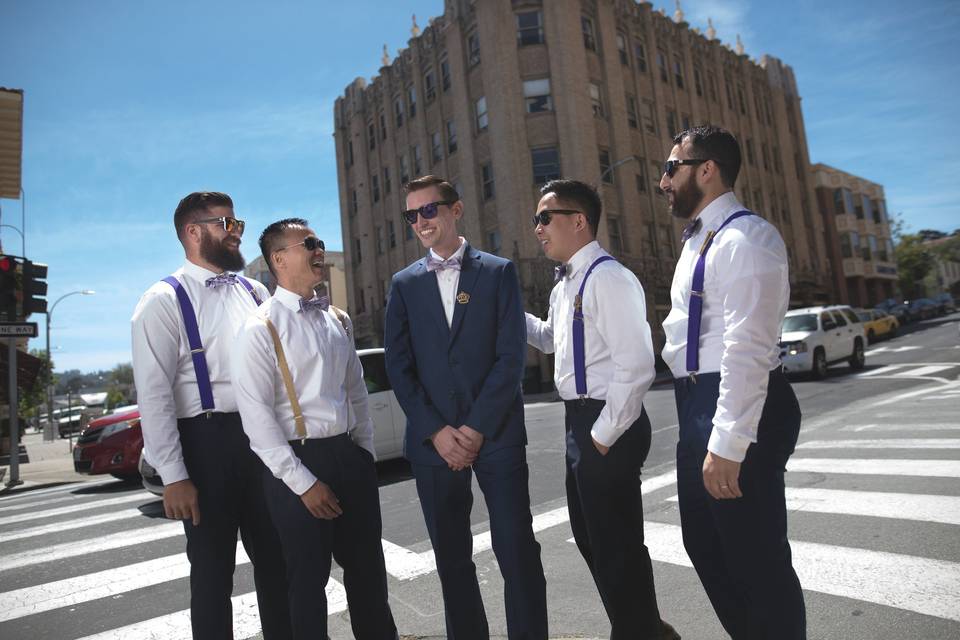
[0,312,957,639]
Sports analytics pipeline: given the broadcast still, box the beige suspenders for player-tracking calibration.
[262,306,351,444]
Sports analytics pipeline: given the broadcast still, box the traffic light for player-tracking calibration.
[0,254,17,321]
[22,260,48,316]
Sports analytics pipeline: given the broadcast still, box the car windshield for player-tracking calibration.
[856,311,871,322]
[782,314,817,332]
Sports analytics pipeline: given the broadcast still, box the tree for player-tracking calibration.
[895,233,936,298]
[17,349,53,419]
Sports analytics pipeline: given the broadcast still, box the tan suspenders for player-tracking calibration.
[261,306,351,444]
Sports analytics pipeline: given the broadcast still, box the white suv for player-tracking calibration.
[779,305,866,379]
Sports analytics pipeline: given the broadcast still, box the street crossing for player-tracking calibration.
[1,429,958,639]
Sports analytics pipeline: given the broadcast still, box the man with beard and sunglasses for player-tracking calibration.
[659,126,805,639]
[131,192,291,640]
[232,218,397,640]
[525,179,679,640]
[384,176,547,640]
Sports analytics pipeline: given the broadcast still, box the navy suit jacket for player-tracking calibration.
[384,244,527,466]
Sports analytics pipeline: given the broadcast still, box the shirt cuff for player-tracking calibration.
[157,461,189,485]
[285,464,319,497]
[707,427,752,463]
[590,414,622,448]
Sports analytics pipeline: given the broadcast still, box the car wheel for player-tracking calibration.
[867,329,876,344]
[888,324,897,338]
[849,338,866,370]
[812,348,828,380]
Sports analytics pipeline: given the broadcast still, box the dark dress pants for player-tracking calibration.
[411,445,548,640]
[674,369,806,640]
[564,400,665,640]
[263,433,397,640]
[177,412,292,640]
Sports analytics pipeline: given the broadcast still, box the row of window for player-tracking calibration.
[840,232,893,262]
[833,188,887,224]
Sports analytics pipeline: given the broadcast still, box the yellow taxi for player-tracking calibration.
[855,308,899,344]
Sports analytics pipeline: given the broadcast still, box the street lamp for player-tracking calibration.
[599,155,638,185]
[45,290,95,438]
[0,224,25,256]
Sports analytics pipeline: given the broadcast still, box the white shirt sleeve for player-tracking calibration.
[131,289,189,484]
[589,268,656,447]
[340,314,376,457]
[708,229,790,462]
[232,314,318,496]
[525,287,556,353]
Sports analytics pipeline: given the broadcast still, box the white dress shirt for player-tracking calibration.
[526,241,656,447]
[131,260,269,485]
[431,236,467,326]
[662,191,790,462]
[232,286,374,496]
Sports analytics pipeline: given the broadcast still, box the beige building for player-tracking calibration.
[334,0,832,384]
[812,163,897,307]
[244,251,348,310]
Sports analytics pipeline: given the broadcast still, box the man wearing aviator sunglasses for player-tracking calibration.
[131,192,291,639]
[385,175,547,640]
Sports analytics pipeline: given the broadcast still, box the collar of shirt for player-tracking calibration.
[563,240,604,281]
[428,236,468,264]
[685,191,741,242]
[272,286,313,313]
[181,259,223,284]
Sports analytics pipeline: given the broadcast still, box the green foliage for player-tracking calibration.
[18,349,53,418]
[895,233,936,298]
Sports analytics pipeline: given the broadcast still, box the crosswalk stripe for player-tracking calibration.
[0,508,142,544]
[797,439,960,450]
[905,365,956,378]
[857,364,906,377]
[0,479,114,504]
[0,522,182,572]
[74,580,348,640]
[575,522,960,622]
[666,488,960,526]
[0,491,157,527]
[788,458,960,478]
[0,493,83,514]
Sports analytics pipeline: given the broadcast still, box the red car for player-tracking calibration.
[73,407,142,481]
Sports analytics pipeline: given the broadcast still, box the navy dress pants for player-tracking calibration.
[564,400,665,640]
[674,369,806,640]
[411,445,548,640]
[177,412,292,640]
[263,433,397,640]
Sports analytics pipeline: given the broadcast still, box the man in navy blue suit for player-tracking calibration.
[384,176,547,640]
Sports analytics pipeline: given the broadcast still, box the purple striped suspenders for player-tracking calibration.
[573,255,616,398]
[685,210,755,379]
[161,275,262,414]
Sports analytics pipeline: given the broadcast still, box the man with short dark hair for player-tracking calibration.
[384,176,547,640]
[131,192,291,639]
[233,218,397,640]
[660,126,806,639]
[525,179,678,640]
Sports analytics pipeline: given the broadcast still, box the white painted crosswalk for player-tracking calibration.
[0,435,958,639]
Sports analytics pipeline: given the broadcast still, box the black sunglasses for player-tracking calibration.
[195,216,245,235]
[277,236,325,253]
[662,158,707,177]
[532,209,580,227]
[402,200,457,224]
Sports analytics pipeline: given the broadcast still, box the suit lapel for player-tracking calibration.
[415,258,451,341]
[449,245,481,345]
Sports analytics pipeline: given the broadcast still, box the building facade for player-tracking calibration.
[335,0,832,384]
[244,251,348,309]
[812,163,897,307]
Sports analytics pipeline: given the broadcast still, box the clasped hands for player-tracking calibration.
[431,424,484,470]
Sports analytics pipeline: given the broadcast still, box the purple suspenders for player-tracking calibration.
[161,274,262,414]
[685,210,755,379]
[572,255,616,398]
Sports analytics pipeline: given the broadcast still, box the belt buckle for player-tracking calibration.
[687,371,697,384]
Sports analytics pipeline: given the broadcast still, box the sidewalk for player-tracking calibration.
[0,430,97,495]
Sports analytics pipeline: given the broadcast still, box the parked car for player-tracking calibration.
[855,308,899,343]
[906,298,938,321]
[73,406,142,480]
[779,305,866,379]
[933,293,957,315]
[875,301,909,325]
[141,348,406,496]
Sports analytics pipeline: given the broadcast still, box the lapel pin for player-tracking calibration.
[456,291,470,304]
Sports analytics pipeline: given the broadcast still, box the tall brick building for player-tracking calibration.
[334,0,832,383]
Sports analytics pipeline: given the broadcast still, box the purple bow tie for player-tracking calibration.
[300,296,330,312]
[554,264,569,283]
[681,218,702,243]
[425,255,462,272]
[205,272,239,288]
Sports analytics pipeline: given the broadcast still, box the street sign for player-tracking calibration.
[0,322,38,337]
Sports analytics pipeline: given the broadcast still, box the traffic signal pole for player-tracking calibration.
[6,337,20,488]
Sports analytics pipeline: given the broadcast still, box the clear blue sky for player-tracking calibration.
[1,0,957,373]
